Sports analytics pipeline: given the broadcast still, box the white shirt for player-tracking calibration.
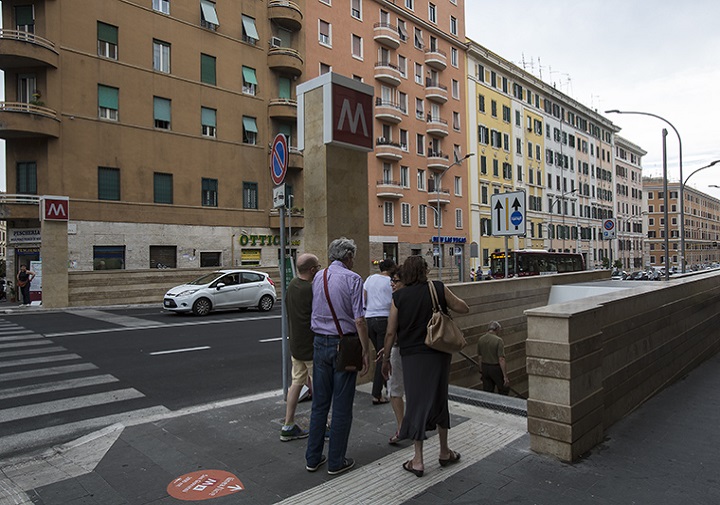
[363,273,392,318]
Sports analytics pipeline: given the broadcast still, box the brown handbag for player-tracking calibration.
[425,281,466,354]
[323,268,363,371]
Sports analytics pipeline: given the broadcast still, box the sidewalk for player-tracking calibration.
[2,352,719,504]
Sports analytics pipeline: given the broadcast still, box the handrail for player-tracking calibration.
[427,115,448,125]
[269,98,297,106]
[0,102,58,120]
[376,180,403,186]
[0,29,57,53]
[268,0,302,13]
[425,78,447,91]
[373,21,399,31]
[425,47,447,57]
[268,47,303,60]
[375,60,400,71]
[0,194,40,205]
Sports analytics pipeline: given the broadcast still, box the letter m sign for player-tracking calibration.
[332,83,373,151]
[40,196,70,221]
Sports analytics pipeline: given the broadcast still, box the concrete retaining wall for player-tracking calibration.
[525,270,720,462]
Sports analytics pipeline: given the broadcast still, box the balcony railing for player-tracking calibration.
[0,101,57,119]
[0,29,56,52]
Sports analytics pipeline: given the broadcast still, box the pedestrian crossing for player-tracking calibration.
[0,319,169,459]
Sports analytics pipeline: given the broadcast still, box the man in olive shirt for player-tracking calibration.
[476,321,510,395]
[281,253,321,441]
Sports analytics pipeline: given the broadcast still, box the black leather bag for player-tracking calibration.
[323,268,364,372]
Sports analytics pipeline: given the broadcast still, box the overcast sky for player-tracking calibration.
[465,0,720,199]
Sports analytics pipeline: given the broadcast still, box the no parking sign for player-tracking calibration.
[603,219,616,239]
[270,134,288,186]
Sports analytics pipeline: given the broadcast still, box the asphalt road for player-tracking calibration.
[0,305,284,459]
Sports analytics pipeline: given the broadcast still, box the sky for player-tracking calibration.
[465,0,720,199]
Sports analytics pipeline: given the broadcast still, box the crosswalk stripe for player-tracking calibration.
[0,346,66,359]
[0,406,171,458]
[0,329,34,335]
[0,354,82,369]
[0,334,44,342]
[0,388,146,423]
[0,341,54,349]
[0,363,98,381]
[0,374,119,401]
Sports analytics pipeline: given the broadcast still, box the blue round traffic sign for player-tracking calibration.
[604,219,615,231]
[511,211,523,227]
[271,134,288,185]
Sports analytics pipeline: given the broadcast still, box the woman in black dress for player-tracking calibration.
[381,256,469,477]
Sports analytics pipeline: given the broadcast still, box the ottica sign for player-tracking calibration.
[40,196,70,222]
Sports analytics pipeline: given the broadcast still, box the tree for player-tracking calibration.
[613,259,623,269]
[601,256,611,269]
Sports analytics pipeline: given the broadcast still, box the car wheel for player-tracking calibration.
[192,298,212,316]
[258,295,274,312]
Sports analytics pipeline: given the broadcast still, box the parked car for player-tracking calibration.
[163,269,276,316]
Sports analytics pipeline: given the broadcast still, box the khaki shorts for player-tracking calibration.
[291,356,313,386]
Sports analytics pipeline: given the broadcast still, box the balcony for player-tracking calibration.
[375,138,404,161]
[425,79,448,103]
[268,98,297,120]
[427,150,450,170]
[269,209,304,229]
[426,115,449,137]
[373,22,400,49]
[268,47,303,76]
[268,0,303,31]
[0,29,59,68]
[376,180,404,199]
[424,47,447,71]
[288,146,304,170]
[428,189,451,206]
[374,61,402,87]
[375,98,404,124]
[0,102,60,139]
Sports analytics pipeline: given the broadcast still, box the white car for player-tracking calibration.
[163,270,276,316]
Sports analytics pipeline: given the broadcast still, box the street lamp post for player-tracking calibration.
[605,109,685,272]
[434,152,474,281]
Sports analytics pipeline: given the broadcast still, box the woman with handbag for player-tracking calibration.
[381,256,469,477]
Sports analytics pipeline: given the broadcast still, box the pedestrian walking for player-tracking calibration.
[363,258,395,405]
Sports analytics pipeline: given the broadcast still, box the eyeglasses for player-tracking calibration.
[391,278,400,284]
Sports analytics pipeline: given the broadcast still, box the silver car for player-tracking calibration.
[163,269,276,316]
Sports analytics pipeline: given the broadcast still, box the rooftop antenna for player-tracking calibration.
[537,57,543,80]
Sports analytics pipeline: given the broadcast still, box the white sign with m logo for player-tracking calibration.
[40,196,70,222]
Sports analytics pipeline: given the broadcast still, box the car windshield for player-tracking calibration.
[188,272,225,285]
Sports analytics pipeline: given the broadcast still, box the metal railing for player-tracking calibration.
[0,102,58,120]
[0,29,57,53]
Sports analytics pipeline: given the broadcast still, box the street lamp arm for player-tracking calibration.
[605,110,682,140]
[682,160,720,187]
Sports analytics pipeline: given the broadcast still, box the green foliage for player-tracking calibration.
[601,257,611,269]
[613,259,623,269]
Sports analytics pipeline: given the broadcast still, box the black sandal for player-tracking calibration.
[402,460,424,477]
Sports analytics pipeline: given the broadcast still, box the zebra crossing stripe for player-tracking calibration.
[0,354,82,369]
[0,334,44,342]
[0,374,119,401]
[0,346,66,359]
[0,340,54,349]
[0,363,98,381]
[0,388,146,423]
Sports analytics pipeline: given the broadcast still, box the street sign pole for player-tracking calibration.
[504,236,509,279]
[279,206,288,399]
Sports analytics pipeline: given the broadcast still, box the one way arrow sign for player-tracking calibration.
[491,191,526,236]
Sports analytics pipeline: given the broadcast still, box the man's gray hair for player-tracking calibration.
[488,321,502,332]
[328,237,357,262]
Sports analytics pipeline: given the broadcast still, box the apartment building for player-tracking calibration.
[466,40,622,270]
[644,178,720,269]
[0,0,306,273]
[303,0,469,280]
[614,136,646,270]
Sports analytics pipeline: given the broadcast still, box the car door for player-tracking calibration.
[237,272,264,306]
[211,273,242,309]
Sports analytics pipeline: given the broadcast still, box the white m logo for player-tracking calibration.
[336,98,369,137]
[47,203,67,217]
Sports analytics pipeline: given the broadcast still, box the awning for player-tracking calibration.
[242,117,258,133]
[200,0,219,25]
[201,107,216,126]
[98,85,118,109]
[241,15,259,40]
[242,66,257,85]
[154,97,171,121]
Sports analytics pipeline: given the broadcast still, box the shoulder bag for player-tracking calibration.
[323,268,363,372]
[425,281,467,354]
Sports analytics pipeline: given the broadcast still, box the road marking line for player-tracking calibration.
[72,309,160,328]
[0,363,98,382]
[0,354,82,369]
[149,346,210,356]
[0,346,66,359]
[259,337,282,343]
[44,314,282,338]
[0,374,119,401]
[0,334,45,342]
[0,388,146,423]
[0,340,54,349]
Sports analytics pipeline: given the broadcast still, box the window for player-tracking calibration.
[152,97,171,130]
[154,172,173,204]
[351,0,362,19]
[400,166,409,187]
[455,208,462,228]
[384,202,394,225]
[153,40,170,73]
[241,15,259,45]
[98,167,120,200]
[201,53,216,85]
[416,134,424,155]
[454,175,461,196]
[150,245,177,269]
[153,0,170,15]
[415,97,424,118]
[478,94,485,112]
[15,4,34,33]
[481,185,488,204]
[94,246,125,270]
[243,182,258,209]
[319,20,331,46]
[451,79,459,99]
[320,62,331,74]
[278,77,292,99]
[414,62,423,84]
[398,55,407,77]
[201,107,216,137]
[401,202,411,225]
[17,162,37,195]
[98,85,119,120]
[419,204,427,226]
[414,27,423,49]
[428,3,437,23]
[242,66,257,95]
[242,116,258,144]
[351,34,362,59]
[452,111,460,130]
[405,0,414,9]
[200,0,219,30]
[450,16,457,35]
[97,22,118,59]
[451,47,458,67]
[397,19,407,41]
[202,177,218,207]
[417,169,426,190]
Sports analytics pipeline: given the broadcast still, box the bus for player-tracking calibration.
[490,250,585,279]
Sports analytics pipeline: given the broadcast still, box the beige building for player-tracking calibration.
[614,136,646,270]
[0,0,306,275]
[303,0,469,280]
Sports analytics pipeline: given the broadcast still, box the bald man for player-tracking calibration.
[281,253,322,441]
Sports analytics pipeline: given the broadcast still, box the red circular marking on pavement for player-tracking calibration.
[167,470,244,501]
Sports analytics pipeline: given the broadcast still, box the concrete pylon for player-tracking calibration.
[297,73,374,278]
[39,197,70,308]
